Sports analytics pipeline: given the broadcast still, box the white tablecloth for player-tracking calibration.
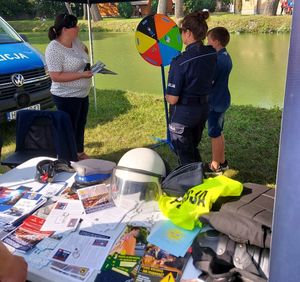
[0,157,201,282]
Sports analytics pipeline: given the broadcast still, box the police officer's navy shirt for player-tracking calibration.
[209,48,232,113]
[167,42,217,99]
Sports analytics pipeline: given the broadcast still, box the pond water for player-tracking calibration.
[30,32,290,108]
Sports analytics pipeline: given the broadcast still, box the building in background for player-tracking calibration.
[240,0,289,15]
[97,0,174,17]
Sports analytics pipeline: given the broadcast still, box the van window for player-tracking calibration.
[0,18,22,44]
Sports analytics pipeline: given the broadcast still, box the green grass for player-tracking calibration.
[0,90,281,186]
[8,14,292,33]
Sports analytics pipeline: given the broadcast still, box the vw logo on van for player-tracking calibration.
[11,73,24,87]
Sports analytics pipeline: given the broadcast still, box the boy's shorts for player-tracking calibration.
[208,110,225,138]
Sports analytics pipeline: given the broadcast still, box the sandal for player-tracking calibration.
[77,152,90,161]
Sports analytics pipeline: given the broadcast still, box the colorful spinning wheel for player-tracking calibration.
[135,14,183,67]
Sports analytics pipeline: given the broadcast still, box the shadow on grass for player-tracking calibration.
[200,105,282,185]
[1,101,281,185]
[1,120,16,144]
[87,89,132,128]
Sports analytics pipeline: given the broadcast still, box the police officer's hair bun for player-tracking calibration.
[48,25,58,41]
[197,10,210,21]
[181,10,209,44]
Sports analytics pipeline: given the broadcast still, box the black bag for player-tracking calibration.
[162,162,204,197]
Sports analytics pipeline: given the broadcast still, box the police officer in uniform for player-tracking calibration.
[166,11,217,166]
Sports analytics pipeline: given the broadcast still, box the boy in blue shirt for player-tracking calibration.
[206,27,232,173]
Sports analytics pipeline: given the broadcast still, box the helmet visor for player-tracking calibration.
[111,167,162,208]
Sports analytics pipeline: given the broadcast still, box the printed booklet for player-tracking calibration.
[91,61,117,75]
[0,186,31,212]
[77,184,114,215]
[98,225,150,281]
[0,191,46,226]
[2,201,55,252]
[3,214,53,252]
[135,244,191,282]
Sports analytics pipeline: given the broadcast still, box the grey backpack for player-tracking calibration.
[200,183,274,249]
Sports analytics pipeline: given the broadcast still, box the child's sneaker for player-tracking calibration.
[220,160,229,171]
[203,162,222,175]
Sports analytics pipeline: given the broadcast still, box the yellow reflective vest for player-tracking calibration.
[159,175,243,230]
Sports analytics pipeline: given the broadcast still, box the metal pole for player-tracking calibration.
[87,2,97,112]
[150,66,173,150]
[269,2,300,281]
[161,65,171,143]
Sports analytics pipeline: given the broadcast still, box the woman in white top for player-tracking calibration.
[45,13,93,161]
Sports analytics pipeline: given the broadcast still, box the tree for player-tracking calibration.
[0,0,33,19]
[215,0,223,11]
[65,2,73,15]
[83,4,87,19]
[118,2,133,18]
[151,0,159,14]
[260,0,280,15]
[90,4,102,21]
[174,0,184,19]
[234,0,242,13]
[184,0,216,13]
[157,0,167,14]
[31,0,66,18]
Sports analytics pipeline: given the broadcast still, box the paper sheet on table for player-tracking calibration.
[50,260,92,282]
[121,200,167,228]
[41,199,84,231]
[81,205,131,232]
[50,223,125,270]
[1,180,44,191]
[37,182,67,198]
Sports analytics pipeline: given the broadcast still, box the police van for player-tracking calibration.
[0,16,53,122]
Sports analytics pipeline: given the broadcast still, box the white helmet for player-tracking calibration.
[111,148,166,207]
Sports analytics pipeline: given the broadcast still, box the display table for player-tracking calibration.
[0,157,201,282]
[0,156,75,189]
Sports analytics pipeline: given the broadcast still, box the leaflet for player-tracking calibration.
[135,243,191,282]
[50,223,125,270]
[91,60,117,75]
[77,184,114,215]
[0,186,31,212]
[147,220,201,257]
[91,61,106,74]
[3,215,53,253]
[37,182,67,198]
[50,261,91,281]
[41,199,84,232]
[0,192,46,226]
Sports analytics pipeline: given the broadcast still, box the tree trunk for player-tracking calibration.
[157,0,167,15]
[83,4,87,20]
[175,0,184,19]
[261,0,280,15]
[234,0,242,14]
[215,0,223,12]
[90,4,102,22]
[65,2,73,15]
